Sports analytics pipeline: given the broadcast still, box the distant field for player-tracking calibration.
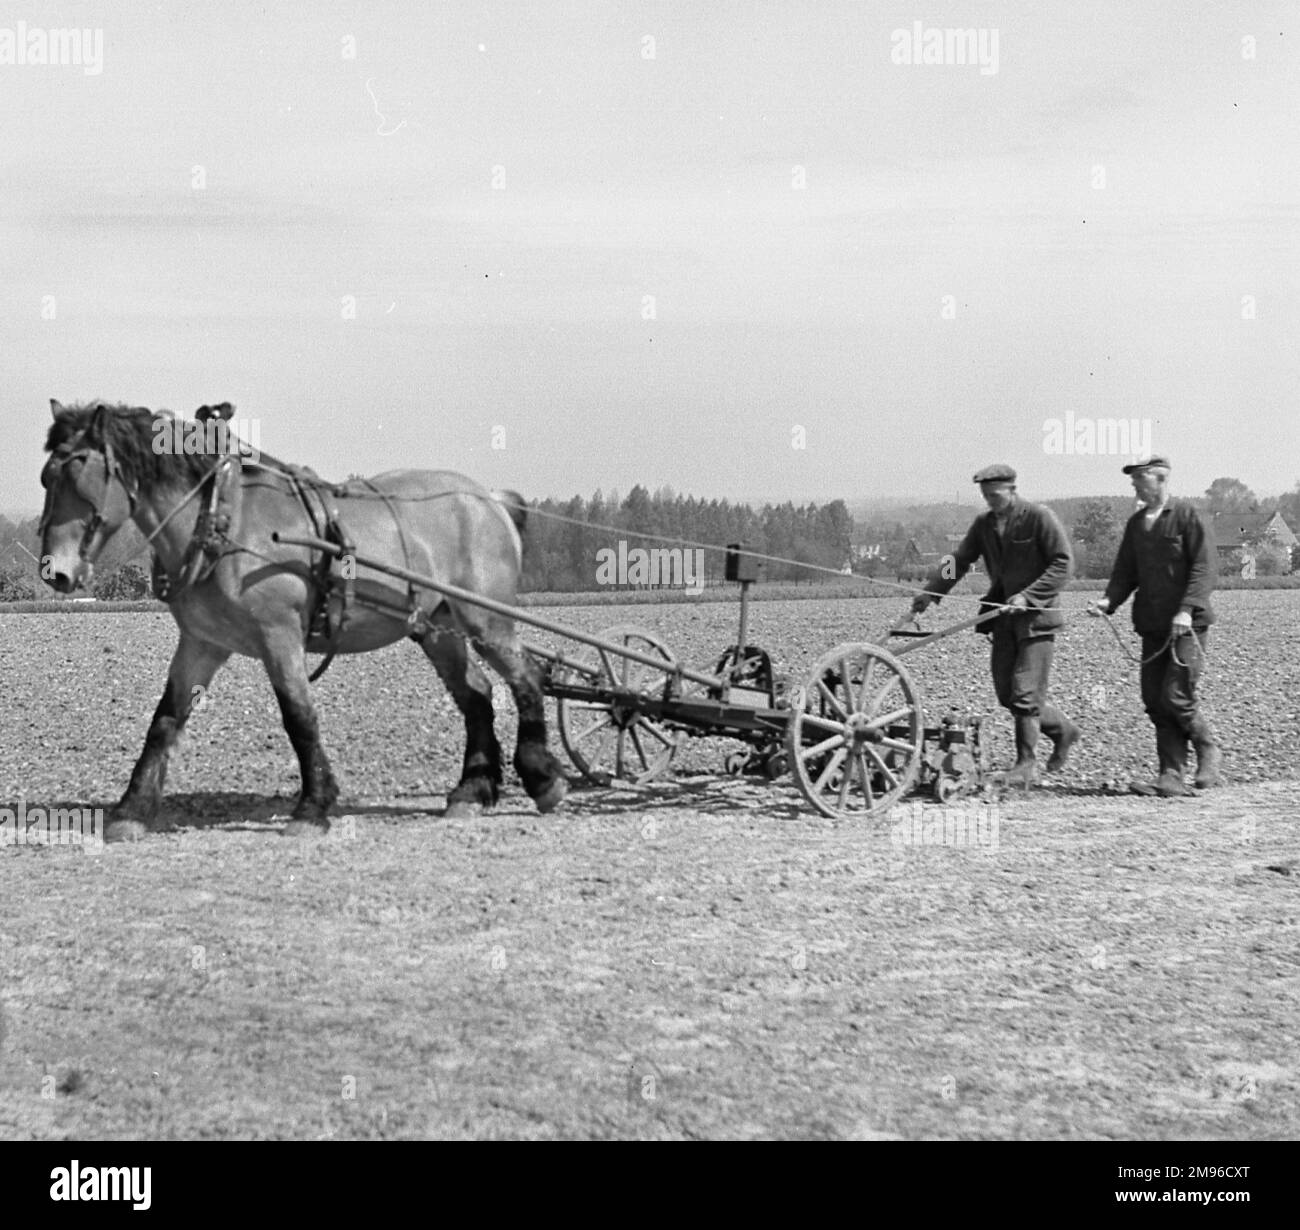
[1,592,1297,1139]
[2,570,1297,615]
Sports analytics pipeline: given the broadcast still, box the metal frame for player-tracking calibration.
[272,532,993,817]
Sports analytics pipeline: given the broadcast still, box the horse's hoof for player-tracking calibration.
[283,819,329,838]
[105,819,151,843]
[443,800,482,819]
[533,778,568,814]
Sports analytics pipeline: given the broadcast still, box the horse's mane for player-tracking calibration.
[44,402,254,492]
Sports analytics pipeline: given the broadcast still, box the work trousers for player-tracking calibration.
[989,622,1055,717]
[1140,630,1209,737]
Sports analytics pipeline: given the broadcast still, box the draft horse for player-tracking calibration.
[39,400,567,841]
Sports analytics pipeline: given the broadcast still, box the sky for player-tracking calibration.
[1,0,1297,515]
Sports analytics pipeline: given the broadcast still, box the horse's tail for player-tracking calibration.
[489,489,527,571]
[492,489,527,537]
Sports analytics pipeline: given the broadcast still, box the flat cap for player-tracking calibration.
[972,463,1016,484]
[1121,454,1171,474]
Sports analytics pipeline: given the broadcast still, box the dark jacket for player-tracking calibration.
[1103,499,1216,634]
[925,497,1073,635]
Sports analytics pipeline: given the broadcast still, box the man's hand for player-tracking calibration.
[1005,593,1029,612]
[910,593,934,616]
[1087,598,1111,617]
[1171,610,1193,634]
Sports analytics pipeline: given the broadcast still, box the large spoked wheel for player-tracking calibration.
[555,625,683,786]
[785,641,924,819]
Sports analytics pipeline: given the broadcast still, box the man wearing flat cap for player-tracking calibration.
[910,464,1078,786]
[1089,455,1221,796]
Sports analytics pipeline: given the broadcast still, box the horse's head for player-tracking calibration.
[39,400,139,593]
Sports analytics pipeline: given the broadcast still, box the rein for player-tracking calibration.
[136,460,226,556]
[1095,612,1208,668]
[45,422,1210,687]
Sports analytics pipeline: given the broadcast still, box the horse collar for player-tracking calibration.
[153,456,241,603]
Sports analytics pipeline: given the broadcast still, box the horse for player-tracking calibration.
[38,399,567,842]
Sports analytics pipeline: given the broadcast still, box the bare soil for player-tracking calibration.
[1,594,1296,1139]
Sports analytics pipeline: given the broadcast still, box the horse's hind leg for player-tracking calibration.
[259,627,338,834]
[416,618,503,817]
[472,625,567,814]
[110,633,231,842]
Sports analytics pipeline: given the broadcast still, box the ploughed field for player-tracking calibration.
[1,592,1297,1139]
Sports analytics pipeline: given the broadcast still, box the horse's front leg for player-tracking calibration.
[110,634,231,842]
[260,627,338,835]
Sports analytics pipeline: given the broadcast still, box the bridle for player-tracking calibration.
[41,422,240,597]
[39,434,139,572]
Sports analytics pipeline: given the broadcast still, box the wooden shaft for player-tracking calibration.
[272,531,725,689]
[891,607,1004,657]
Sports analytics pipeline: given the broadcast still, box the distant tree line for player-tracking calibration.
[4,474,1299,601]
[0,491,857,599]
[518,486,855,591]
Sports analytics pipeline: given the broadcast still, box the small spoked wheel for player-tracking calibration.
[723,750,751,776]
[554,625,682,785]
[934,775,967,804]
[785,641,924,819]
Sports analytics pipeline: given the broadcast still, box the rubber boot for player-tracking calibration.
[1155,725,1189,798]
[1002,714,1040,789]
[1187,717,1222,789]
[1131,725,1185,797]
[1039,705,1080,774]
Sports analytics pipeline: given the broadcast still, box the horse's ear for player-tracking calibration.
[50,399,69,419]
[86,403,110,443]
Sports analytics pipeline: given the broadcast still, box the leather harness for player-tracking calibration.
[50,425,429,684]
[147,458,375,682]
[177,461,436,680]
[151,454,242,602]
